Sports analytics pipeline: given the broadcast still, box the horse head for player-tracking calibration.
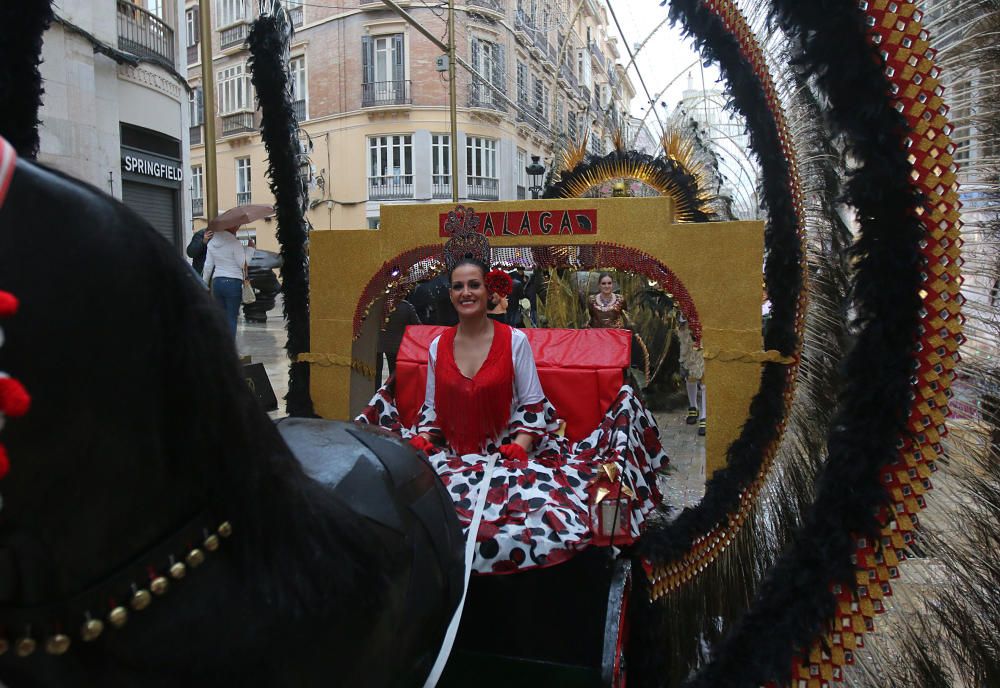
[0,157,461,686]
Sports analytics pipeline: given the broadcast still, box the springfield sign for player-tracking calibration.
[122,154,184,183]
[438,208,597,237]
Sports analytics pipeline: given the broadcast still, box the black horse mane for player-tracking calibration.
[0,160,387,653]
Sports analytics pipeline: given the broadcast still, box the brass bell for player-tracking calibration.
[130,588,152,611]
[203,534,220,552]
[150,576,169,596]
[186,548,205,568]
[45,634,71,655]
[169,561,187,579]
[0,637,9,655]
[80,619,104,642]
[108,606,128,628]
[217,521,233,538]
[15,636,36,657]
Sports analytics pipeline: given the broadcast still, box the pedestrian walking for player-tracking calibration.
[202,227,249,337]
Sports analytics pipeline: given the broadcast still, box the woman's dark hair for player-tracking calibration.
[598,272,613,283]
[448,257,488,282]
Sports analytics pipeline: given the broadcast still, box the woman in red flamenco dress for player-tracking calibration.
[357,258,668,574]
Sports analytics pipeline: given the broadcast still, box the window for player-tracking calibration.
[368,135,413,180]
[362,34,405,104]
[289,56,307,119]
[217,64,252,114]
[191,165,204,199]
[567,109,576,140]
[466,136,498,182]
[471,37,505,106]
[217,0,249,26]
[236,157,252,204]
[432,134,451,194]
[148,0,164,18]
[189,87,203,126]
[555,95,564,133]
[516,148,527,198]
[516,61,528,106]
[577,48,592,89]
[185,8,199,47]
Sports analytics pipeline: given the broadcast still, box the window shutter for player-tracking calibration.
[492,43,505,93]
[392,34,404,84]
[362,35,374,84]
[471,38,481,101]
[194,8,200,41]
[196,87,204,126]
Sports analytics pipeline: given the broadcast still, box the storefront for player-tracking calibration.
[120,127,184,249]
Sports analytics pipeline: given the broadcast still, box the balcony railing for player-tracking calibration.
[187,43,199,65]
[467,177,499,200]
[369,176,414,200]
[236,192,252,206]
[468,81,506,112]
[220,111,256,136]
[288,6,304,27]
[220,21,251,50]
[117,1,175,67]
[560,62,578,91]
[292,99,306,121]
[514,10,534,39]
[468,0,503,14]
[579,84,590,102]
[516,185,526,200]
[362,80,412,107]
[192,198,204,217]
[190,125,202,145]
[433,176,452,199]
[589,40,606,69]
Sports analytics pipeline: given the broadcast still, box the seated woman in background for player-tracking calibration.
[357,230,668,574]
[587,272,628,329]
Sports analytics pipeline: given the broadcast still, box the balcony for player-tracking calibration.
[187,43,199,65]
[468,81,506,112]
[468,0,504,17]
[560,62,578,92]
[546,41,558,65]
[369,176,414,200]
[236,192,252,206]
[589,40,606,69]
[292,99,306,121]
[192,197,204,217]
[433,176,452,199]
[220,21,252,50]
[289,6,304,27]
[579,84,590,102]
[514,10,534,42]
[190,125,202,145]
[467,177,499,201]
[362,80,412,107]
[117,1,175,67]
[220,111,257,136]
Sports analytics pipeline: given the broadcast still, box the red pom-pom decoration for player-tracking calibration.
[0,291,17,318]
[485,270,513,298]
[0,377,31,417]
[0,444,9,480]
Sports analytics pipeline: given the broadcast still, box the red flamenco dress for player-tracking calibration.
[357,321,668,574]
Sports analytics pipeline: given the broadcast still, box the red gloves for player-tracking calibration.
[498,443,529,463]
[408,435,436,454]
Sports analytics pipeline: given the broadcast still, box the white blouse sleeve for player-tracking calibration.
[417,337,442,434]
[512,330,544,406]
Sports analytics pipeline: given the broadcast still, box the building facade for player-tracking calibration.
[39,0,191,249]
[187,0,635,249]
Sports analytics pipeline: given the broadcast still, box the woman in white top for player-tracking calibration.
[202,227,249,337]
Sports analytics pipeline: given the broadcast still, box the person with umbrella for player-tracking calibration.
[202,204,271,337]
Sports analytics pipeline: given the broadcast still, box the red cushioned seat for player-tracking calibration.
[395,325,631,442]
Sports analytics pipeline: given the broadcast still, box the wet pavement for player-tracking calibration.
[238,299,707,505]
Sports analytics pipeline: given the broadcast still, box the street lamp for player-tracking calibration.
[526,155,545,199]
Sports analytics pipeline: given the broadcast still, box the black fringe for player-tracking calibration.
[678,0,925,684]
[247,9,314,417]
[0,0,53,157]
[543,148,714,223]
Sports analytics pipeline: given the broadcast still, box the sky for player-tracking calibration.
[610,1,722,123]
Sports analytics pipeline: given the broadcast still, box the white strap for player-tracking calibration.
[422,452,498,688]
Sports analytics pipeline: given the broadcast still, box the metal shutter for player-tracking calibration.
[122,181,178,247]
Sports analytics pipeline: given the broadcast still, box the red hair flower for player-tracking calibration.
[485,269,513,298]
